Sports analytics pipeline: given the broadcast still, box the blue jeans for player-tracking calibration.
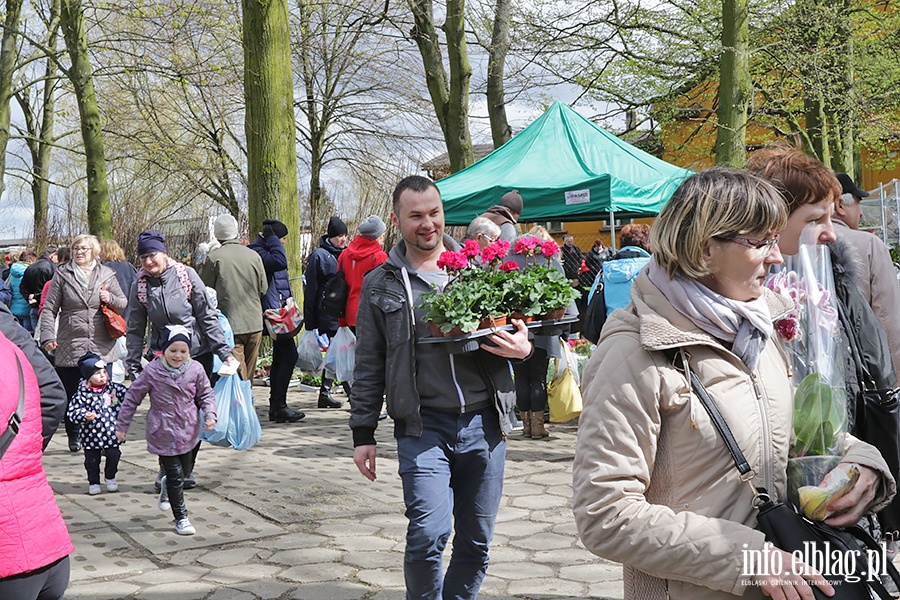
[397,407,506,600]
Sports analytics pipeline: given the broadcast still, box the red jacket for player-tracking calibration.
[337,236,388,327]
[0,331,73,578]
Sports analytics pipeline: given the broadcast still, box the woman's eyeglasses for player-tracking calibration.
[720,233,780,255]
[72,246,91,252]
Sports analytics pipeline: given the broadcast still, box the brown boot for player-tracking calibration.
[530,412,548,438]
[522,411,532,438]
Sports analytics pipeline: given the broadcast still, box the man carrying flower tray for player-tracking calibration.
[349,175,533,600]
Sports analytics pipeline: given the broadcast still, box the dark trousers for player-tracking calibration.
[84,446,121,485]
[0,555,70,600]
[513,346,550,412]
[57,364,113,442]
[269,337,298,409]
[160,452,192,521]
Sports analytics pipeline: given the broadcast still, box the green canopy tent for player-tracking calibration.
[436,101,692,248]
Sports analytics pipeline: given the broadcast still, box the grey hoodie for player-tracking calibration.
[349,235,517,446]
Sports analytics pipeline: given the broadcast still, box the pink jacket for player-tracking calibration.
[0,331,73,578]
[116,357,216,456]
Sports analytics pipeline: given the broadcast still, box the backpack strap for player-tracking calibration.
[0,355,26,460]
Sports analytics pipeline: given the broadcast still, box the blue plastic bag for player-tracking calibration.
[224,375,262,451]
[200,375,233,447]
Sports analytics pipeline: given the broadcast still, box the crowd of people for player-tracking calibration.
[3,148,900,600]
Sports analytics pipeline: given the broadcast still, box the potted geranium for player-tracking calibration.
[504,236,580,319]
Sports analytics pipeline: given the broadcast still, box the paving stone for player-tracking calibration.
[281,562,356,583]
[332,535,396,552]
[486,562,555,580]
[315,522,380,537]
[495,518,550,538]
[588,579,626,599]
[207,589,258,600]
[269,547,344,565]
[65,582,141,599]
[255,532,329,550]
[287,582,372,600]
[508,532,575,551]
[197,547,261,567]
[560,562,624,583]
[127,565,211,584]
[134,582,216,600]
[508,493,570,510]
[205,564,283,584]
[232,580,296,599]
[506,577,586,597]
[486,546,531,563]
[355,568,406,588]
[342,551,404,569]
[501,482,546,497]
[533,547,599,565]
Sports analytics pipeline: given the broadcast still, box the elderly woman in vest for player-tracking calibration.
[573,167,894,600]
[41,234,126,452]
[125,230,236,489]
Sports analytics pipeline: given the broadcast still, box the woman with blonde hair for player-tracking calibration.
[573,167,893,600]
[41,234,127,451]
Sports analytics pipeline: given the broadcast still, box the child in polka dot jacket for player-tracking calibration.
[67,352,127,495]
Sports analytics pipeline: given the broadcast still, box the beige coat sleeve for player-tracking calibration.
[842,434,897,513]
[572,334,765,597]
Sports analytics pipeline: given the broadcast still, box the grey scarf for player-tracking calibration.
[161,356,190,380]
[647,259,773,371]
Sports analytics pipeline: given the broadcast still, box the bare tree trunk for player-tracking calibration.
[486,0,511,149]
[0,0,24,199]
[60,0,111,238]
[408,0,473,173]
[243,0,301,276]
[714,0,749,168]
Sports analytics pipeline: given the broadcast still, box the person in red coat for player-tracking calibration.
[337,216,389,331]
[0,330,73,598]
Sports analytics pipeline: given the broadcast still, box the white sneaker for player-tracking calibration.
[174,518,196,535]
[158,476,170,511]
[105,478,118,492]
[88,484,102,495]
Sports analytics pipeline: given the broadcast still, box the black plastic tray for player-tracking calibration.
[418,316,578,354]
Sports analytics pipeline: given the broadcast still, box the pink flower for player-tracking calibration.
[775,315,802,342]
[514,237,539,255]
[540,240,560,258]
[462,239,481,259]
[436,251,469,272]
[481,239,511,264]
[499,261,520,273]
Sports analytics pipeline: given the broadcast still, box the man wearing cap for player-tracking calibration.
[249,219,306,423]
[834,172,900,376]
[201,215,268,380]
[303,216,349,408]
[337,216,388,332]
[478,190,523,242]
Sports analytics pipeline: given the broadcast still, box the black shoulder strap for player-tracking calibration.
[662,348,756,481]
[0,355,26,459]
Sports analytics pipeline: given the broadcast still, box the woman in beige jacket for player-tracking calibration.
[573,168,895,600]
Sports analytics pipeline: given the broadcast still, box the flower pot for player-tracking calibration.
[429,322,468,337]
[478,315,508,330]
[509,312,533,323]
[540,308,566,320]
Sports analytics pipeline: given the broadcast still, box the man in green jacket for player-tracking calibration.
[201,215,268,380]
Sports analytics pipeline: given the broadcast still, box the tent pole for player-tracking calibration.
[609,210,617,252]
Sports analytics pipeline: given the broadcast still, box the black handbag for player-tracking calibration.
[837,299,900,534]
[667,349,900,600]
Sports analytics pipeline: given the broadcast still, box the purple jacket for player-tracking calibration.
[116,358,216,456]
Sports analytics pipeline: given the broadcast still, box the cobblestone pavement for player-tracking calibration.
[43,383,624,600]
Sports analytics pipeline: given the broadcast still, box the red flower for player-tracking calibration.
[514,236,539,255]
[774,315,802,342]
[499,261,520,272]
[540,240,560,258]
[578,259,589,274]
[436,251,469,272]
[481,239,511,264]
[462,239,481,259]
